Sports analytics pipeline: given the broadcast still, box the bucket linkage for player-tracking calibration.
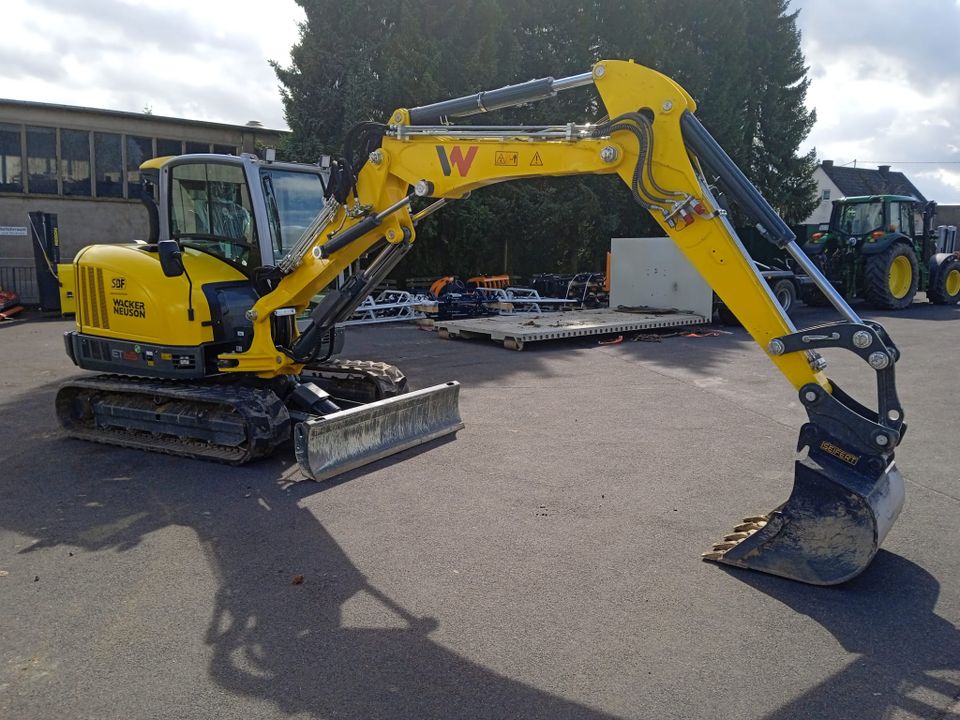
[703,319,906,585]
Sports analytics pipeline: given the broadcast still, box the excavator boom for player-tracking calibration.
[281,60,904,585]
[61,61,907,585]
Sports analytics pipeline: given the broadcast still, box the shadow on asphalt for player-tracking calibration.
[5,307,958,718]
[725,552,960,720]
[0,380,623,719]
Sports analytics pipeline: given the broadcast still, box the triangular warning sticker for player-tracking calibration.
[530,152,543,166]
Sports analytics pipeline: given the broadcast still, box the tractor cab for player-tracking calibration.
[808,195,922,252]
[800,194,958,309]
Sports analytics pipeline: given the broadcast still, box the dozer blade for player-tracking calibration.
[294,381,463,481]
[704,429,905,585]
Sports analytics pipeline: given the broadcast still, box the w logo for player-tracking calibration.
[436,146,478,177]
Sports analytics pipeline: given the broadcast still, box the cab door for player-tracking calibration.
[162,158,263,272]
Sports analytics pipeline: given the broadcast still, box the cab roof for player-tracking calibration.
[139,153,326,175]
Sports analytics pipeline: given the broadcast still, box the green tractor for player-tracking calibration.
[800,195,960,309]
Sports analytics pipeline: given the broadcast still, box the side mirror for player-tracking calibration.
[158,239,185,278]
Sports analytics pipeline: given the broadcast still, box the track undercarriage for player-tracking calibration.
[55,359,460,476]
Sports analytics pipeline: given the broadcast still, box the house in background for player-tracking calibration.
[803,160,927,227]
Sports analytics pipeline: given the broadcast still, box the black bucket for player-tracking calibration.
[705,424,905,585]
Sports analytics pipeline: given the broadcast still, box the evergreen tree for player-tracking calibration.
[739,0,819,223]
[274,0,820,280]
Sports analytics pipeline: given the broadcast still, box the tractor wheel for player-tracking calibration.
[771,279,797,316]
[928,255,960,305]
[864,243,918,310]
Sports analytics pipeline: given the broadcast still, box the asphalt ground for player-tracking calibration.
[0,302,958,720]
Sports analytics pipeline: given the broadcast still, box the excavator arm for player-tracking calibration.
[231,60,907,585]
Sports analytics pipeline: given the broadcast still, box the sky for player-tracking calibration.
[3,0,959,203]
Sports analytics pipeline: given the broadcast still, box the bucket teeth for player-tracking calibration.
[703,520,768,563]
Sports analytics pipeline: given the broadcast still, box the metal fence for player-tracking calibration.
[0,259,39,304]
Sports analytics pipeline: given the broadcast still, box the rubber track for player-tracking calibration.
[56,375,290,465]
[301,359,408,402]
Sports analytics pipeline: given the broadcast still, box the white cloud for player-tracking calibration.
[0,0,304,129]
[795,0,960,203]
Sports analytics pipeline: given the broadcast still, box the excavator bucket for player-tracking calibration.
[704,423,905,585]
[294,381,463,481]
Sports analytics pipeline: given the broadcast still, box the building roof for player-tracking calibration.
[820,160,926,203]
[0,97,286,136]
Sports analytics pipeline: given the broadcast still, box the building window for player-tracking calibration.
[126,135,154,198]
[61,129,92,197]
[157,138,182,157]
[0,123,23,192]
[821,189,831,201]
[213,144,237,155]
[185,141,210,154]
[26,126,58,194]
[94,132,123,198]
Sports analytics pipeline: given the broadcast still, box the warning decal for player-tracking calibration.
[530,152,543,166]
[495,151,518,167]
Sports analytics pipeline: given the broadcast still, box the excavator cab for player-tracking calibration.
[149,153,330,270]
[58,152,464,473]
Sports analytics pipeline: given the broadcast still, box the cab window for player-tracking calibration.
[900,203,914,236]
[260,168,326,258]
[837,203,883,235]
[887,202,901,233]
[170,162,260,267]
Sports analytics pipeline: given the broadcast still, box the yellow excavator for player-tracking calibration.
[57,60,906,586]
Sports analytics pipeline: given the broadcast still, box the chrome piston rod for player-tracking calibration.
[783,240,861,324]
[407,71,594,125]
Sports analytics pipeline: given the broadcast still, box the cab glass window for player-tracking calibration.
[260,168,326,257]
[170,162,259,268]
[837,203,883,235]
[887,202,913,234]
[900,203,914,236]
